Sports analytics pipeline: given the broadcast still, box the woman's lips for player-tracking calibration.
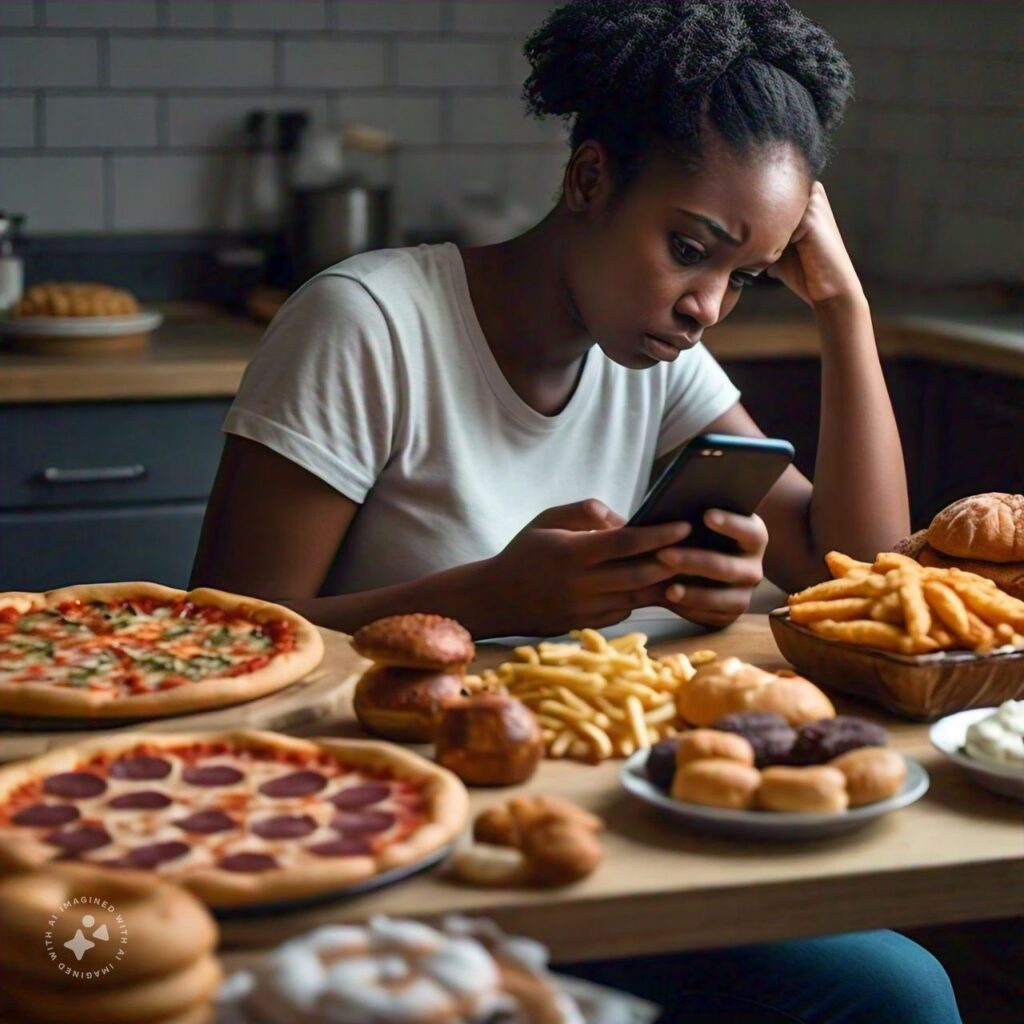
[642,333,683,362]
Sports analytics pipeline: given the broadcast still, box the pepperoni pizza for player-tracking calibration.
[0,730,468,906]
[0,583,324,719]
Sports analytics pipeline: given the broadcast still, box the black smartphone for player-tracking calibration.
[628,433,794,581]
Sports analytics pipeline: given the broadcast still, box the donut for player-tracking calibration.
[712,711,798,767]
[645,737,681,790]
[0,863,217,983]
[790,715,889,764]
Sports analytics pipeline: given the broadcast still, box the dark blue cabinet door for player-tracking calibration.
[0,503,206,591]
[0,400,229,510]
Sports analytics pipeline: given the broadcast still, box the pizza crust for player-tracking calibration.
[0,583,325,719]
[0,730,469,907]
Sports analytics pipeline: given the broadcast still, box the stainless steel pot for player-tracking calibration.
[290,178,391,277]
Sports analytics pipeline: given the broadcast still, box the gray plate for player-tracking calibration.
[213,843,454,919]
[620,750,929,840]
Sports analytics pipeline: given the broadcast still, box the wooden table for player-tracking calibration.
[218,616,1024,958]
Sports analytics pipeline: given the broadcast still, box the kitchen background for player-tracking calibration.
[0,0,1021,591]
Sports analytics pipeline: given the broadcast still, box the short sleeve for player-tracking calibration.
[656,343,741,457]
[222,273,397,503]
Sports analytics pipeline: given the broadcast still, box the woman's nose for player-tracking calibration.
[675,278,730,328]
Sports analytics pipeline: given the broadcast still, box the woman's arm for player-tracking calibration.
[702,182,910,592]
[190,436,494,633]
[192,436,695,638]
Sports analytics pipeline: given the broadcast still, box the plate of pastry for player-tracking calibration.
[620,712,929,840]
[929,703,1024,802]
[1,281,162,353]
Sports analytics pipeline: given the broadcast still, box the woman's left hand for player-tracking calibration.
[766,181,864,308]
[654,509,768,630]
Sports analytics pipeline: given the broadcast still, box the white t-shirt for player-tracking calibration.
[223,243,740,597]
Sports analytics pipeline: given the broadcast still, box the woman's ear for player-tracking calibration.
[563,140,613,214]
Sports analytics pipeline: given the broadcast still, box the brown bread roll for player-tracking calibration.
[670,758,761,809]
[757,765,848,813]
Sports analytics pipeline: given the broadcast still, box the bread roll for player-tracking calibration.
[353,665,466,742]
[670,758,761,809]
[677,657,835,728]
[435,694,543,786]
[675,728,755,768]
[352,613,474,669]
[928,493,1024,563]
[757,766,848,813]
[829,747,906,806]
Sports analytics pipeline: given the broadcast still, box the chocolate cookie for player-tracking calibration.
[791,715,888,764]
[713,711,797,768]
[645,738,681,791]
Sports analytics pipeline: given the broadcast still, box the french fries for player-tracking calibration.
[476,629,705,763]
[787,552,1024,655]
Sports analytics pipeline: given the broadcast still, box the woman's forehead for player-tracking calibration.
[635,143,810,243]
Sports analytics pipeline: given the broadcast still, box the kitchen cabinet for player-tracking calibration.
[0,399,229,591]
[721,356,1024,530]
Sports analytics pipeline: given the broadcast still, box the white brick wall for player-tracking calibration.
[0,0,1018,287]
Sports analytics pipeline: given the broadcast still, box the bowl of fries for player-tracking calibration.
[473,629,715,763]
[768,551,1024,721]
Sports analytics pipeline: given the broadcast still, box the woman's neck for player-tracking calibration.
[460,211,593,415]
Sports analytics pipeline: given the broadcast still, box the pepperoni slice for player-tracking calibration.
[330,810,396,836]
[43,772,106,799]
[44,826,112,853]
[108,756,172,781]
[111,841,190,869]
[182,765,243,787]
[258,771,326,798]
[307,837,372,857]
[12,803,80,827]
[108,791,172,811]
[329,783,390,809]
[175,809,235,834]
[219,852,278,872]
[251,814,317,840]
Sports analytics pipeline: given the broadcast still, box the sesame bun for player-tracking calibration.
[352,613,475,669]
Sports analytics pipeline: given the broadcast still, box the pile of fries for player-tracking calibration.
[788,551,1024,655]
[474,629,716,762]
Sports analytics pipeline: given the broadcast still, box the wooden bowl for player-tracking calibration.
[769,608,1024,721]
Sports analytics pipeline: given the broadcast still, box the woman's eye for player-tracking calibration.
[670,235,706,266]
[729,271,759,290]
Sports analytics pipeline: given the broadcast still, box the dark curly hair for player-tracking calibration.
[522,0,853,190]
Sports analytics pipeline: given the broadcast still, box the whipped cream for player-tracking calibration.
[965,701,1024,769]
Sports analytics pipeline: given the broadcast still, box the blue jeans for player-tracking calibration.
[555,930,962,1023]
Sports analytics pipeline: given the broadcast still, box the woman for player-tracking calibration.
[193,2,959,1020]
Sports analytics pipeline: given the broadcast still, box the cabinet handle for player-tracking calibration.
[37,464,148,485]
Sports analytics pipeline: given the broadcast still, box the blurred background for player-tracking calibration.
[0,0,1021,590]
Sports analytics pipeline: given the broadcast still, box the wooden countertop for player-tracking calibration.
[216,617,1024,957]
[0,304,1020,405]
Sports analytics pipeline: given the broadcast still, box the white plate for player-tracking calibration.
[620,749,929,840]
[0,310,163,337]
[930,707,1024,803]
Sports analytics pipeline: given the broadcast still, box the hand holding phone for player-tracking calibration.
[628,433,794,588]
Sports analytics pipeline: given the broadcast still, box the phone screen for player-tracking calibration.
[628,434,794,556]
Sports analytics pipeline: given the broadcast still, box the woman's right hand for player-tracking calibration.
[481,498,692,636]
